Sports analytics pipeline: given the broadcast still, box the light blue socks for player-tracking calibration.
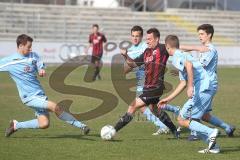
[58,111,86,129]
[189,120,213,136]
[162,104,180,116]
[208,115,231,133]
[16,119,39,129]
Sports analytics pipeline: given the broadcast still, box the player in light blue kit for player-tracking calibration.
[123,26,169,135]
[1,34,90,137]
[158,35,220,153]
[165,24,235,140]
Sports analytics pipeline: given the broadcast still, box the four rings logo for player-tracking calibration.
[59,41,133,62]
[59,44,87,61]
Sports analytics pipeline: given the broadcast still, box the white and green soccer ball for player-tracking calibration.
[100,125,116,140]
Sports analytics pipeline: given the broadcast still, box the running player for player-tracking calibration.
[159,35,220,153]
[1,34,90,137]
[86,24,107,81]
[114,28,179,138]
[125,25,169,135]
[163,24,235,140]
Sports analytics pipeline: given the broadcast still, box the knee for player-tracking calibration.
[177,116,186,127]
[39,119,50,129]
[54,105,63,114]
[48,102,63,115]
[127,105,137,114]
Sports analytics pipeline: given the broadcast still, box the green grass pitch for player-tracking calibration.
[0,66,240,160]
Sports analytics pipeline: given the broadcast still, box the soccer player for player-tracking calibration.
[125,25,169,135]
[159,35,220,153]
[164,24,235,140]
[1,34,90,137]
[86,24,107,81]
[114,28,179,138]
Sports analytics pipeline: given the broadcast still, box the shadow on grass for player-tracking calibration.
[221,146,240,153]
[11,134,97,141]
[10,133,124,142]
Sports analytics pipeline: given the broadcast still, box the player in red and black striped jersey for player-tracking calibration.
[114,28,179,138]
[86,24,107,81]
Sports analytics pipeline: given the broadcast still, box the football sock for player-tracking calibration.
[208,115,231,132]
[162,104,180,116]
[157,111,177,133]
[58,111,86,129]
[114,112,133,132]
[16,119,39,129]
[189,120,213,136]
[143,107,168,129]
[196,131,209,144]
[93,66,100,79]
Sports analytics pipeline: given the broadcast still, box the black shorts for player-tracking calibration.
[139,87,163,106]
[91,54,103,63]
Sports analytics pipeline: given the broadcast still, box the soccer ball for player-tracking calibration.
[100,125,116,140]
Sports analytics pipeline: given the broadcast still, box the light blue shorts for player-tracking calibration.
[24,95,49,117]
[179,89,214,120]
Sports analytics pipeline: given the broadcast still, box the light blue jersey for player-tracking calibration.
[199,43,218,90]
[0,52,46,104]
[172,50,211,92]
[172,50,213,119]
[128,42,147,94]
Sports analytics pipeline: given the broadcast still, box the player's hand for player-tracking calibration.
[187,86,194,98]
[157,98,169,108]
[39,69,46,77]
[120,49,127,57]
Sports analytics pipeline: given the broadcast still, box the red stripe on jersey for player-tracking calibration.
[151,48,161,86]
[89,33,106,56]
[143,44,169,89]
[145,51,152,87]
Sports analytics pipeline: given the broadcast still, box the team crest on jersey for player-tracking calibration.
[146,56,153,63]
[24,66,32,73]
[153,50,157,55]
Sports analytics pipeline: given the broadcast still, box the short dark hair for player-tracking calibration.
[146,28,160,39]
[92,24,99,29]
[197,24,214,39]
[16,34,33,48]
[131,25,143,37]
[165,35,180,49]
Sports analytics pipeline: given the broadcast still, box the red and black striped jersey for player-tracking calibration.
[88,32,107,56]
[134,43,169,89]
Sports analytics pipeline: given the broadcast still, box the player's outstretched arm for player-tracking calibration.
[120,49,138,68]
[123,62,133,74]
[185,60,194,98]
[180,45,209,53]
[85,43,93,54]
[158,80,187,108]
[34,52,46,77]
